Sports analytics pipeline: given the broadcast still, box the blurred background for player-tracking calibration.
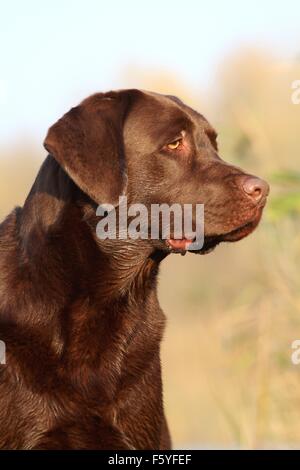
[1,0,300,449]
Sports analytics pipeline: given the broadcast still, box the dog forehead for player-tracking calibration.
[124,90,214,147]
[131,90,186,120]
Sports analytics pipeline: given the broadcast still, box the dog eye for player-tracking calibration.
[167,139,182,150]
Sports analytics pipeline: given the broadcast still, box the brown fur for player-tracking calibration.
[0,89,268,449]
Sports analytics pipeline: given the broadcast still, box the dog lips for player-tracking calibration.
[167,238,193,250]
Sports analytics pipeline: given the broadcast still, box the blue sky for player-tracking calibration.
[1,0,300,145]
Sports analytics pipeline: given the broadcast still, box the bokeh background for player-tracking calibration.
[1,0,300,449]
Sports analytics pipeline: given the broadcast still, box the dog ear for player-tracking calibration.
[44,90,137,206]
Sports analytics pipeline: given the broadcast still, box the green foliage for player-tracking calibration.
[267,170,300,221]
[270,170,300,186]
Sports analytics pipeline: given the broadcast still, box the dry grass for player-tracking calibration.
[160,220,300,448]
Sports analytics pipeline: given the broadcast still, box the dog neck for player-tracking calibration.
[9,156,167,372]
[19,156,166,295]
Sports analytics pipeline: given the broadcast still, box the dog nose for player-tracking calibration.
[241,176,269,202]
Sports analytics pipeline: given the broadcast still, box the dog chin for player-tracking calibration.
[167,207,264,256]
[192,208,264,255]
[166,207,263,255]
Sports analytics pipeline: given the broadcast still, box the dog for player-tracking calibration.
[0,89,269,449]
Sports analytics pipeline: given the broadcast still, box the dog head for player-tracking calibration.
[44,89,269,254]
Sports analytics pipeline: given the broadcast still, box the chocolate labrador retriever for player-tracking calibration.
[0,89,269,449]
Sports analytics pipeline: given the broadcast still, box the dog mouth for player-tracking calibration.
[166,204,265,255]
[166,235,218,255]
